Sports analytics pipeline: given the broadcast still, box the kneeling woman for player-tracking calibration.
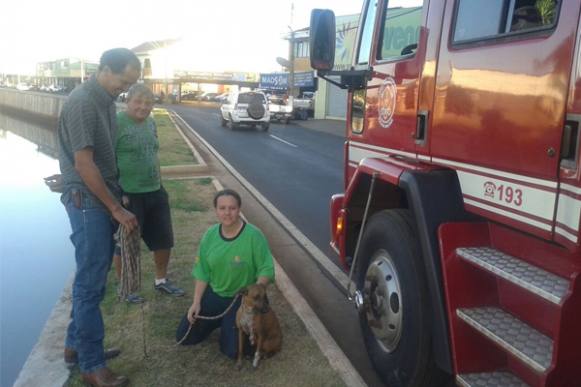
[176,189,274,358]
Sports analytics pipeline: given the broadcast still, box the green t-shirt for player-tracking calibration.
[115,111,161,193]
[193,222,275,297]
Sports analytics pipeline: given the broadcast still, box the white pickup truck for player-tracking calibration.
[268,93,314,123]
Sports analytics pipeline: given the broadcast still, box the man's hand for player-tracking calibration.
[112,206,138,233]
[44,174,64,193]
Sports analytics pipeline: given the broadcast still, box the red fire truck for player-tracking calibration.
[310,1,581,386]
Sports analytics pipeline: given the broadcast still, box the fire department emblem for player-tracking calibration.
[483,181,496,198]
[378,77,397,128]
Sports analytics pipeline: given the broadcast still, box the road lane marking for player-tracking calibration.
[270,134,298,148]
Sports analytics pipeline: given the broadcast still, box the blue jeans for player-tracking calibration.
[175,287,251,359]
[64,195,115,372]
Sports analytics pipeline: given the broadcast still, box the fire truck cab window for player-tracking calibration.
[379,1,423,60]
[357,0,378,64]
[453,0,558,43]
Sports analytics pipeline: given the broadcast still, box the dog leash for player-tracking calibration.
[176,293,241,346]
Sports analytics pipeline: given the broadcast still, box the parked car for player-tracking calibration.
[48,84,67,94]
[181,91,203,100]
[16,83,32,91]
[220,91,270,131]
[201,92,218,101]
[214,93,229,103]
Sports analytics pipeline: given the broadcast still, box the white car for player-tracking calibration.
[220,91,270,131]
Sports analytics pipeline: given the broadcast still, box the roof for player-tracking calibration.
[131,39,178,54]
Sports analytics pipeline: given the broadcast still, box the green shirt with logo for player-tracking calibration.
[115,111,161,193]
[193,222,275,297]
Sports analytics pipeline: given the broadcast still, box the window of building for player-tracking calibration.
[294,41,310,58]
[453,0,559,43]
[378,2,423,61]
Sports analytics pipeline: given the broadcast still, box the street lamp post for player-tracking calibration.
[288,27,296,98]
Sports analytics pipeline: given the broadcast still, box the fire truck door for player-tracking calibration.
[430,0,581,240]
[348,0,427,168]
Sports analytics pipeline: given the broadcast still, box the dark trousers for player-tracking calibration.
[176,287,250,359]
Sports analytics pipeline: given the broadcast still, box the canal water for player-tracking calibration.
[0,113,75,387]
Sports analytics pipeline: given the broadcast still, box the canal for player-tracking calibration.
[0,112,75,387]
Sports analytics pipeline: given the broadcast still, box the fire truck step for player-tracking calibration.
[457,307,552,373]
[456,247,568,305]
[456,371,529,387]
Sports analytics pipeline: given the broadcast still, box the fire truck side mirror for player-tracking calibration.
[310,9,336,72]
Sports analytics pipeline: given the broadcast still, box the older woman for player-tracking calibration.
[176,189,275,358]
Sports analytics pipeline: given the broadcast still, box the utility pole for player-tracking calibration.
[80,59,85,83]
[288,2,296,98]
[288,27,295,98]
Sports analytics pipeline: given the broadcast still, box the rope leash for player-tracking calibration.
[117,224,141,300]
[176,293,241,346]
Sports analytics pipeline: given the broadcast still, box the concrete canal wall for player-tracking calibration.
[0,88,65,120]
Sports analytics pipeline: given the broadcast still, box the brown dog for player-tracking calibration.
[236,283,282,369]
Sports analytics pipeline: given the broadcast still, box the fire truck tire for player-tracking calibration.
[260,122,270,131]
[221,115,227,128]
[356,209,443,387]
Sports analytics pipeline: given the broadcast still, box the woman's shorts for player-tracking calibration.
[115,187,174,253]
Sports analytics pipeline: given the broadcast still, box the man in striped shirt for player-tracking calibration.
[58,48,140,387]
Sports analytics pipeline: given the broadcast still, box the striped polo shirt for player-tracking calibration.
[57,75,120,208]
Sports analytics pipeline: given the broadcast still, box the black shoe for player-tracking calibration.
[64,347,121,369]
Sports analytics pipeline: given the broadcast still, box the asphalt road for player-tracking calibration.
[171,103,345,265]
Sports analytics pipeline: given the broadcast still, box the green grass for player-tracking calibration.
[162,180,208,213]
[64,178,346,386]
[154,109,197,167]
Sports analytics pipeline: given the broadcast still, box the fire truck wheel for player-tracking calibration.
[260,122,270,131]
[221,115,227,128]
[356,209,441,387]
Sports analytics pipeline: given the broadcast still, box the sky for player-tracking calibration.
[0,0,364,75]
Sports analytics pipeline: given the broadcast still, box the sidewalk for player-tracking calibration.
[294,118,346,137]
